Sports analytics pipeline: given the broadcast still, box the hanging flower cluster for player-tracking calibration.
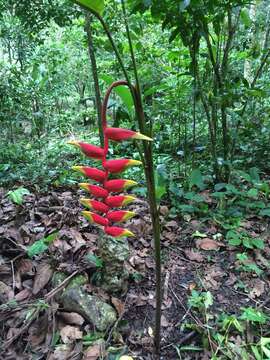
[69,81,152,238]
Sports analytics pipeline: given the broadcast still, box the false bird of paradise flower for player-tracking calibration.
[68,80,152,238]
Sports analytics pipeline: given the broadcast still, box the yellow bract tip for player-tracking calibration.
[72,166,82,171]
[80,198,92,207]
[123,211,136,221]
[67,140,80,147]
[128,160,142,166]
[123,229,135,237]
[123,196,136,206]
[124,180,138,188]
[132,132,153,141]
[82,211,93,222]
[79,183,89,190]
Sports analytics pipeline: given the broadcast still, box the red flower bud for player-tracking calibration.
[105,127,152,142]
[104,179,138,192]
[104,159,142,174]
[105,226,135,238]
[68,141,104,159]
[107,210,135,223]
[72,166,106,182]
[80,198,109,213]
[105,195,136,208]
[79,183,109,198]
[82,211,109,227]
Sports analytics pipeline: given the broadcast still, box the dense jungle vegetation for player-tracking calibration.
[1,1,270,359]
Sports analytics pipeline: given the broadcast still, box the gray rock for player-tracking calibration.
[61,287,116,331]
[51,272,88,301]
[98,236,130,293]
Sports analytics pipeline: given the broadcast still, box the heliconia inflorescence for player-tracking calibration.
[69,82,152,238]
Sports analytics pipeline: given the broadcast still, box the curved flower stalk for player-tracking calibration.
[69,81,152,238]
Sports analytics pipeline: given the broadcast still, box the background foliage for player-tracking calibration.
[1,0,270,191]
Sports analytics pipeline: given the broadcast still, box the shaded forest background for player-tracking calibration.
[1,0,270,192]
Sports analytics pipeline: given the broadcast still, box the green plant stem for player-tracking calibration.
[120,0,162,353]
[74,1,162,353]
[85,13,103,145]
[73,1,131,86]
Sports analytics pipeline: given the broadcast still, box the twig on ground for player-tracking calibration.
[44,270,79,301]
[168,284,204,329]
[105,296,128,346]
[3,307,40,349]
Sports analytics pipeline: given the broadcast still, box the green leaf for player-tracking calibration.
[228,237,242,246]
[262,345,270,359]
[100,74,134,116]
[74,0,104,15]
[7,187,30,205]
[252,238,264,250]
[179,0,190,11]
[27,232,58,257]
[184,192,204,202]
[27,239,48,258]
[261,337,270,346]
[226,230,241,246]
[178,345,203,351]
[237,170,251,183]
[241,307,268,324]
[85,254,103,268]
[259,208,270,217]
[244,263,263,276]
[156,184,167,202]
[44,232,59,244]
[242,237,253,249]
[247,188,258,198]
[251,345,262,360]
[192,231,207,238]
[249,167,260,183]
[204,291,213,309]
[189,169,204,190]
[178,204,196,213]
[240,8,252,27]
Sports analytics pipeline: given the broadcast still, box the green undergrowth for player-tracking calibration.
[175,289,270,360]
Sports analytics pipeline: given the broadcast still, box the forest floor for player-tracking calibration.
[1,186,270,360]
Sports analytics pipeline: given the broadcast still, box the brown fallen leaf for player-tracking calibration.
[111,297,125,316]
[165,220,178,228]
[203,266,225,290]
[33,262,53,295]
[60,325,83,344]
[161,315,169,327]
[28,314,48,347]
[249,279,265,299]
[196,238,224,250]
[48,344,73,360]
[59,312,84,326]
[184,249,204,262]
[15,288,31,301]
[0,281,14,303]
[159,205,169,216]
[83,341,104,360]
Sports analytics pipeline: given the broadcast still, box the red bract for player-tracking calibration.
[68,141,104,159]
[69,82,152,238]
[80,198,109,213]
[105,195,135,208]
[107,210,135,223]
[82,211,109,226]
[104,159,142,173]
[104,179,137,193]
[105,226,135,238]
[105,127,152,142]
[72,166,106,182]
[79,183,109,198]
